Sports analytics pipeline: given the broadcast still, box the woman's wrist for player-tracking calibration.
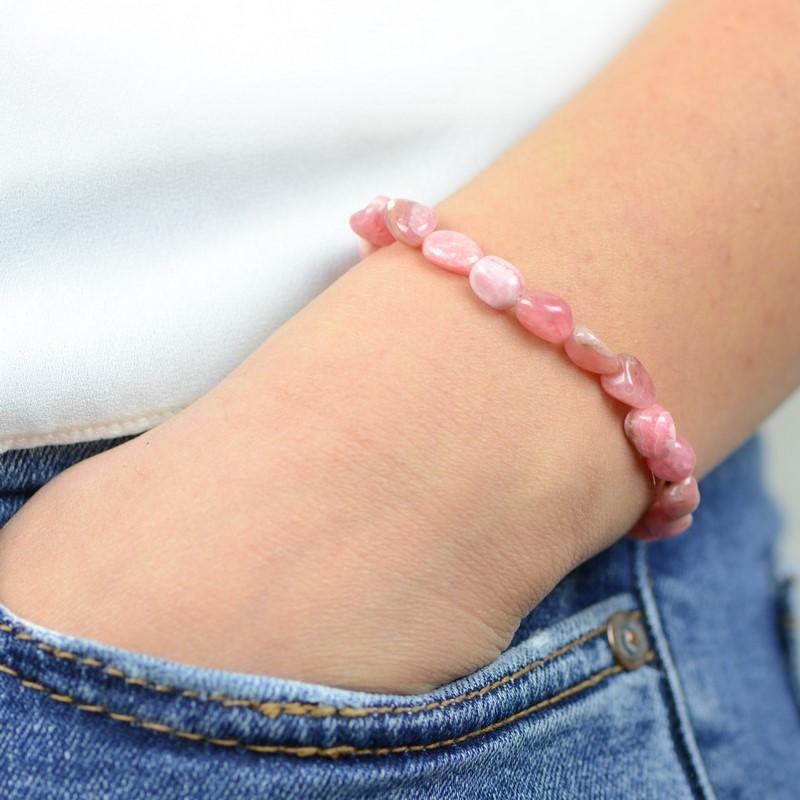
[188,238,655,605]
[207,239,654,577]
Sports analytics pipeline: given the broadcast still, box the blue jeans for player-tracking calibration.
[0,434,798,798]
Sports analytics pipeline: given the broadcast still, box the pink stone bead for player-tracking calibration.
[564,325,620,375]
[623,404,677,460]
[514,291,573,343]
[349,195,395,247]
[647,435,697,482]
[651,476,701,521]
[384,198,438,247]
[600,354,656,409]
[469,256,525,310]
[421,230,484,275]
[629,513,694,541]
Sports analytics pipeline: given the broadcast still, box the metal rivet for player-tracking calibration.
[607,610,650,670]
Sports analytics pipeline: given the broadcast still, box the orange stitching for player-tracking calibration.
[0,615,636,719]
[0,654,653,758]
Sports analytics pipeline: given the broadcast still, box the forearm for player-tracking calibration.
[430,0,800,476]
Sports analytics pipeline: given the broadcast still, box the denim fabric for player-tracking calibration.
[0,435,798,799]
[0,436,137,523]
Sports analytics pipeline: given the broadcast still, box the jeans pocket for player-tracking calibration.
[0,592,697,800]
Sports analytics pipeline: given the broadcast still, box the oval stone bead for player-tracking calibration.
[349,195,395,247]
[514,291,573,343]
[600,353,656,408]
[623,404,677,459]
[421,230,484,275]
[564,325,620,375]
[384,198,438,247]
[652,476,701,521]
[628,513,694,541]
[647,435,697,482]
[469,256,525,310]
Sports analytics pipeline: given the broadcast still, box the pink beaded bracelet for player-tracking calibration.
[349,196,700,542]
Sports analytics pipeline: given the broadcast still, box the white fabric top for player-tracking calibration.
[1,1,664,451]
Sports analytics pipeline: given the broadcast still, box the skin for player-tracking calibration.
[0,0,799,694]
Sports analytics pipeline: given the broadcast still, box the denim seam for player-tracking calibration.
[0,655,652,758]
[0,616,622,719]
[633,541,718,800]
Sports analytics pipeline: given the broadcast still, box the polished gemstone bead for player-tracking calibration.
[514,291,573,343]
[469,256,525,310]
[623,404,677,459]
[647,435,696,482]
[349,195,395,247]
[421,230,484,275]
[384,198,438,246]
[564,325,620,375]
[629,512,693,541]
[600,354,656,408]
[651,476,701,521]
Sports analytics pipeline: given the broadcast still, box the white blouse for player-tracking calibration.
[0,0,664,451]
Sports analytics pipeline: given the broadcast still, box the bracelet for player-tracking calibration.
[349,196,700,542]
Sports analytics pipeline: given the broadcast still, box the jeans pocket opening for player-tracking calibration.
[0,592,652,759]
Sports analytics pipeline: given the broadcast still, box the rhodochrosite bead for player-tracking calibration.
[630,513,694,541]
[422,230,484,275]
[514,291,573,343]
[469,256,525,310]
[623,404,676,459]
[564,325,620,374]
[647,435,696,482]
[600,354,657,408]
[384,198,438,246]
[652,476,701,521]
[349,195,395,247]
